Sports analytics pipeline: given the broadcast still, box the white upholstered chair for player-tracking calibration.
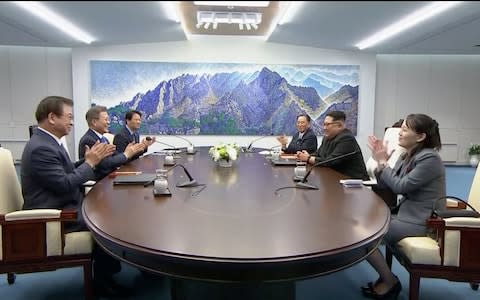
[366,127,406,182]
[385,165,480,300]
[103,132,115,144]
[0,147,94,300]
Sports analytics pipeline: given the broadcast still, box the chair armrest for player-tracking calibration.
[5,209,61,221]
[444,217,480,228]
[2,209,77,222]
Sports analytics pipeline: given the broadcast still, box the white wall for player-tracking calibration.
[375,55,480,162]
[2,43,479,164]
[0,46,73,160]
[72,37,377,160]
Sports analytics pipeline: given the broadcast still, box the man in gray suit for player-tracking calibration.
[21,96,129,297]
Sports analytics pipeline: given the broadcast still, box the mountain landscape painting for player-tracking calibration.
[90,61,359,136]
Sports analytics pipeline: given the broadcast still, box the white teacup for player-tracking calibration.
[294,165,307,177]
[164,155,174,165]
[271,150,280,160]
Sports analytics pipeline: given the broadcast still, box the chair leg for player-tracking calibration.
[83,261,93,300]
[7,273,16,284]
[409,273,420,300]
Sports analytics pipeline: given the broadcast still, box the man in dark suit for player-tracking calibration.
[21,96,129,297]
[297,110,369,180]
[78,105,145,180]
[277,114,318,154]
[113,110,155,161]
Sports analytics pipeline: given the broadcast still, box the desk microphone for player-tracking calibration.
[171,135,196,154]
[146,137,180,151]
[170,163,198,187]
[295,151,359,190]
[244,133,273,152]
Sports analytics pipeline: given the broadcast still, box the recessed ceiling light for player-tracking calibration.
[194,1,270,8]
[355,1,463,50]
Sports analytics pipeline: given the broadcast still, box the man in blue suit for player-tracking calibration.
[113,110,155,161]
[21,96,130,297]
[78,105,145,180]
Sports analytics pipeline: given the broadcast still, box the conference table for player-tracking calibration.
[83,146,390,299]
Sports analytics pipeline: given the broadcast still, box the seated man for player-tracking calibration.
[21,96,129,297]
[78,105,145,180]
[277,114,318,154]
[297,110,369,180]
[113,110,154,161]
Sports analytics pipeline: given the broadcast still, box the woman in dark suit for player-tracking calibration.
[277,114,317,154]
[362,113,445,299]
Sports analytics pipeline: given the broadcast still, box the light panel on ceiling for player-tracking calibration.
[194,1,270,7]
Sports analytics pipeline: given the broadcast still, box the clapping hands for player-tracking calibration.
[84,141,116,168]
[367,135,394,163]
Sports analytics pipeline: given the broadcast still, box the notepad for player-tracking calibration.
[113,173,157,185]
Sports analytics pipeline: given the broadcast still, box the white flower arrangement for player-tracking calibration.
[209,143,240,162]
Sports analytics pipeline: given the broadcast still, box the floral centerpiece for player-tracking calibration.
[209,143,240,167]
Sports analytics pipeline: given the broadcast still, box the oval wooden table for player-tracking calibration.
[83,147,390,299]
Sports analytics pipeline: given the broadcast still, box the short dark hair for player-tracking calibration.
[35,96,73,123]
[297,114,311,123]
[86,105,107,126]
[326,111,346,122]
[125,110,142,121]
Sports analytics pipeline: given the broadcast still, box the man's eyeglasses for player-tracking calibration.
[323,121,339,127]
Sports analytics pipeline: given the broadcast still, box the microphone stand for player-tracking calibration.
[295,151,359,190]
[169,163,198,187]
[243,134,273,153]
[171,135,196,154]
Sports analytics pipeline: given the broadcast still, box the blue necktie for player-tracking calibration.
[100,136,109,144]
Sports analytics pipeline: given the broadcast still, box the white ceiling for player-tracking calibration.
[0,1,479,54]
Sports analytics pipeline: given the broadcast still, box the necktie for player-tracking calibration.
[133,132,139,143]
[100,136,109,144]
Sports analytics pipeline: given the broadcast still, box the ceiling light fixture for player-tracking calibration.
[196,11,262,31]
[355,1,463,50]
[194,1,270,7]
[12,1,95,44]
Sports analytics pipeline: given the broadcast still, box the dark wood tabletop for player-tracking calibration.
[83,147,390,282]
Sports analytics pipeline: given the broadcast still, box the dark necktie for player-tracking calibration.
[133,132,139,143]
[100,136,109,144]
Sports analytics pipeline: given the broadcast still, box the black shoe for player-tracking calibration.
[362,278,402,299]
[361,278,382,292]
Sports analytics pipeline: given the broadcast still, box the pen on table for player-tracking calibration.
[112,171,142,176]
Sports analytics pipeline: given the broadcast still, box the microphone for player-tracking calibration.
[146,137,181,151]
[170,163,198,187]
[170,135,196,154]
[244,133,273,152]
[296,150,359,190]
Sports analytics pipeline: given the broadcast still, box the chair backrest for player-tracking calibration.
[0,147,24,214]
[103,132,115,144]
[467,164,480,211]
[366,127,406,180]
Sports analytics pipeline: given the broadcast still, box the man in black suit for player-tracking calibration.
[21,96,130,297]
[297,110,369,180]
[113,110,155,161]
[277,114,318,154]
[78,105,145,180]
